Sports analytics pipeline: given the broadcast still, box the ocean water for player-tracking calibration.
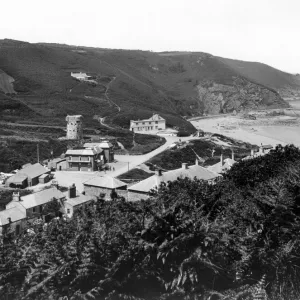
[286,100,300,110]
[255,126,300,146]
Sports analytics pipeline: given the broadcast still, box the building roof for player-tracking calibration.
[131,114,165,124]
[49,157,66,164]
[64,190,93,207]
[6,173,28,184]
[207,158,236,174]
[39,174,49,179]
[0,207,26,226]
[261,144,273,149]
[84,175,127,189]
[7,187,65,210]
[66,148,100,156]
[19,163,49,179]
[83,141,113,149]
[128,164,220,193]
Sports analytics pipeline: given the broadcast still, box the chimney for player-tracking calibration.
[182,163,188,170]
[12,192,20,202]
[7,217,12,224]
[259,143,264,154]
[68,183,76,198]
[231,149,234,161]
[251,149,254,156]
[155,169,163,176]
[195,159,199,166]
[220,153,224,166]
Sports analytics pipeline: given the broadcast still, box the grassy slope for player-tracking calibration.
[0,39,297,132]
[219,56,300,90]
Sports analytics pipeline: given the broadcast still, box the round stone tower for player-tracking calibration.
[66,115,83,140]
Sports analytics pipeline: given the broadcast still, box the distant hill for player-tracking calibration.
[0,39,298,131]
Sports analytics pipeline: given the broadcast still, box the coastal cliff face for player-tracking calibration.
[196,77,289,114]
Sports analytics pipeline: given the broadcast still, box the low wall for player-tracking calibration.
[127,190,149,202]
[84,185,128,201]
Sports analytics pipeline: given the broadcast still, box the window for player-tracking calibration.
[155,121,158,124]
[67,209,70,214]
[142,122,145,125]
[79,156,81,161]
[33,207,36,213]
[69,156,71,160]
[149,122,151,124]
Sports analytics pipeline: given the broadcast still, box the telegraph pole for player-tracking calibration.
[37,144,40,163]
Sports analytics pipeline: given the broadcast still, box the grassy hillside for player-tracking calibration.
[219,57,300,98]
[0,39,297,131]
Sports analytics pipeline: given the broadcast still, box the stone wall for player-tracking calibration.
[127,190,149,202]
[84,185,128,200]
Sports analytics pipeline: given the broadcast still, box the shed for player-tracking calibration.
[5,173,28,188]
[39,174,50,184]
[19,163,50,186]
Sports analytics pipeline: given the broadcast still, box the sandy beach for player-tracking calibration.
[191,103,300,147]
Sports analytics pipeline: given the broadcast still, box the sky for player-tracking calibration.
[1,0,300,73]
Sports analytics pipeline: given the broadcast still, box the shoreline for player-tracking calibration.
[191,113,300,148]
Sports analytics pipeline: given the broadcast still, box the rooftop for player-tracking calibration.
[6,173,28,184]
[84,175,127,189]
[66,148,101,156]
[19,163,49,179]
[128,164,220,193]
[8,187,65,210]
[84,141,113,149]
[131,114,165,123]
[0,207,26,226]
[64,190,93,206]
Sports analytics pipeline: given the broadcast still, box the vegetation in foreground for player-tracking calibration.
[0,145,300,299]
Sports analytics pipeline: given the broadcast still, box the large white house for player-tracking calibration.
[130,114,166,132]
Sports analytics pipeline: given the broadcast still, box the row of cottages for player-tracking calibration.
[130,114,166,133]
[5,163,51,188]
[127,161,222,201]
[65,141,114,172]
[242,144,273,161]
[207,153,236,174]
[0,184,93,235]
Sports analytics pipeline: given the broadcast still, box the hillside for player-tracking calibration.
[0,39,298,130]
[219,57,300,99]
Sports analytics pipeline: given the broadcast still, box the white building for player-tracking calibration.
[71,72,93,81]
[130,114,166,133]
